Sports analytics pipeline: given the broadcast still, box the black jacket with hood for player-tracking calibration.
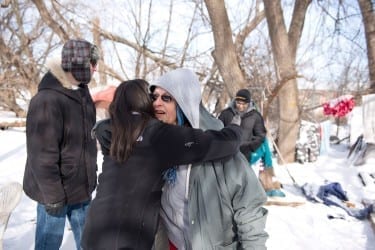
[219,102,266,159]
[23,59,97,206]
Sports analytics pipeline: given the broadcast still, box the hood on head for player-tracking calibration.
[150,68,201,128]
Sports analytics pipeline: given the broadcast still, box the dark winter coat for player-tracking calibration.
[23,60,97,205]
[219,102,266,159]
[81,118,241,250]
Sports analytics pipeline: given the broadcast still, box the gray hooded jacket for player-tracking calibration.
[152,69,268,249]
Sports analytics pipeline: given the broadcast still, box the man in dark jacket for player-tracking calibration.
[23,39,99,250]
[219,88,267,160]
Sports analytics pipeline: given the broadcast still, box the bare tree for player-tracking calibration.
[262,0,312,163]
[31,0,70,42]
[0,0,50,117]
[1,0,370,148]
[0,0,292,127]
[357,0,375,93]
[203,0,247,96]
[203,0,266,113]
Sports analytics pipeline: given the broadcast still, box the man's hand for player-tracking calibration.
[45,200,66,216]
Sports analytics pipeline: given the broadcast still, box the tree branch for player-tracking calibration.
[31,0,70,41]
[288,0,312,59]
[96,26,178,69]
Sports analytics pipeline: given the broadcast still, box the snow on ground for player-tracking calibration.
[1,111,375,249]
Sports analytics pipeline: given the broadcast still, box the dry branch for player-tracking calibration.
[0,120,26,130]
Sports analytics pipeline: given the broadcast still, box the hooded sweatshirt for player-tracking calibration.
[152,68,269,249]
[151,68,201,248]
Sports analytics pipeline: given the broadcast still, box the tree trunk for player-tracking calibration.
[358,0,375,93]
[204,0,246,97]
[263,0,311,163]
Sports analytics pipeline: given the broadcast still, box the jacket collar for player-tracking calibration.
[229,99,256,115]
[38,57,84,102]
[45,57,79,89]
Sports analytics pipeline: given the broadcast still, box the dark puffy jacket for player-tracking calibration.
[219,102,266,159]
[23,70,97,205]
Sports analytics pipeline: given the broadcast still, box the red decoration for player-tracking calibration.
[323,95,355,118]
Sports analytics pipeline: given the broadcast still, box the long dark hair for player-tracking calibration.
[109,79,154,162]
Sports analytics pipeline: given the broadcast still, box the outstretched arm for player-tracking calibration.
[153,122,242,168]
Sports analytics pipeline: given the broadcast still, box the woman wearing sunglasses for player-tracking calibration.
[81,79,242,250]
[151,68,268,250]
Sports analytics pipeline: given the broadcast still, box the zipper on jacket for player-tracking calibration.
[79,87,90,193]
[185,164,192,199]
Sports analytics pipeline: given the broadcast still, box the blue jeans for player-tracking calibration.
[35,200,90,250]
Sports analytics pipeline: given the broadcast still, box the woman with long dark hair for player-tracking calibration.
[81,79,242,250]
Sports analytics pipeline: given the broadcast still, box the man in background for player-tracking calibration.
[218,88,267,159]
[219,89,284,197]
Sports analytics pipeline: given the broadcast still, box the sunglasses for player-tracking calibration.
[235,100,248,106]
[150,93,174,103]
